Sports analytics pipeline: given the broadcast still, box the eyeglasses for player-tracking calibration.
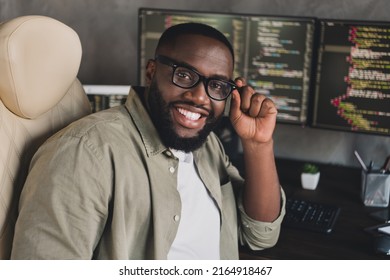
[155,55,236,101]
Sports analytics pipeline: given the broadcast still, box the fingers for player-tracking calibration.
[238,86,254,113]
[259,97,278,117]
[233,80,276,118]
[233,77,252,112]
[234,77,246,87]
[248,94,277,118]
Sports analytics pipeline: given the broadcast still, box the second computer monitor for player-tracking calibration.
[312,19,390,136]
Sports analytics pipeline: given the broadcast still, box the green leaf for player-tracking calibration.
[302,163,319,174]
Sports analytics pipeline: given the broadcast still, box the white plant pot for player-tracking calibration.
[301,172,320,190]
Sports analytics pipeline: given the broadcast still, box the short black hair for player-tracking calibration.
[155,22,235,63]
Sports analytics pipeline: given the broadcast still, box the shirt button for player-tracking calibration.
[174,215,180,222]
[169,166,175,173]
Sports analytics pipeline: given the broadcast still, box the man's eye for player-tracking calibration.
[209,80,225,91]
[175,68,196,81]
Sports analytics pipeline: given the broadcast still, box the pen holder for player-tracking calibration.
[361,170,390,207]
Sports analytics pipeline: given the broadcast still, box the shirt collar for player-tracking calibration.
[125,86,168,157]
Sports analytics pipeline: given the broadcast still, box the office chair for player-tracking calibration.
[0,15,91,259]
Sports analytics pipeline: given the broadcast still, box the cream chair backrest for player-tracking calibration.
[0,15,91,259]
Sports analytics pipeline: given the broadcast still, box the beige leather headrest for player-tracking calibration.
[0,15,82,119]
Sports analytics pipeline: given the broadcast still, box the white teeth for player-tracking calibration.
[178,108,201,120]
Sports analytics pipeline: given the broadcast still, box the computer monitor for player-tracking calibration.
[138,8,316,125]
[312,19,390,136]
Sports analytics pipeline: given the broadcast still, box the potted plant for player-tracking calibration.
[301,163,320,190]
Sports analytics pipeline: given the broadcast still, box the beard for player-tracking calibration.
[146,81,223,153]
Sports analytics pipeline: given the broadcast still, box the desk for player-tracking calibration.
[237,158,390,259]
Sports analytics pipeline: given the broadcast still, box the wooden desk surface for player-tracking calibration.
[237,158,390,260]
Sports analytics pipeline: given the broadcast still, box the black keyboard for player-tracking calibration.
[283,198,341,233]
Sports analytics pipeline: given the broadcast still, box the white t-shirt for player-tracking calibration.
[167,149,221,260]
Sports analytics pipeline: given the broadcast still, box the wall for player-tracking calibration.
[1,0,389,168]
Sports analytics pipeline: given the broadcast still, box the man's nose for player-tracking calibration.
[182,81,210,105]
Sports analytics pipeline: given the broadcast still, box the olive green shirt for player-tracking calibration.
[11,87,285,260]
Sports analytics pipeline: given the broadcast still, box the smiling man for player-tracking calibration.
[11,23,285,260]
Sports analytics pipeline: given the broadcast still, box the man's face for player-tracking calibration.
[145,34,234,152]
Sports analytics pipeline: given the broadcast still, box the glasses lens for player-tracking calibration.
[161,56,234,101]
[173,67,199,88]
[207,79,233,100]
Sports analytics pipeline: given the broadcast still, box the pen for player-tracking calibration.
[381,156,390,173]
[354,150,368,172]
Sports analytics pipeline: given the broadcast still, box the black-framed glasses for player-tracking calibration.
[155,55,236,101]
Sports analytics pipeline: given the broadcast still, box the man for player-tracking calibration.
[11,22,285,259]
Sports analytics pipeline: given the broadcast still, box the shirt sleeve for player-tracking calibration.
[215,133,286,251]
[237,187,286,250]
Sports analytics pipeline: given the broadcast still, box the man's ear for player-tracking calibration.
[145,59,156,85]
